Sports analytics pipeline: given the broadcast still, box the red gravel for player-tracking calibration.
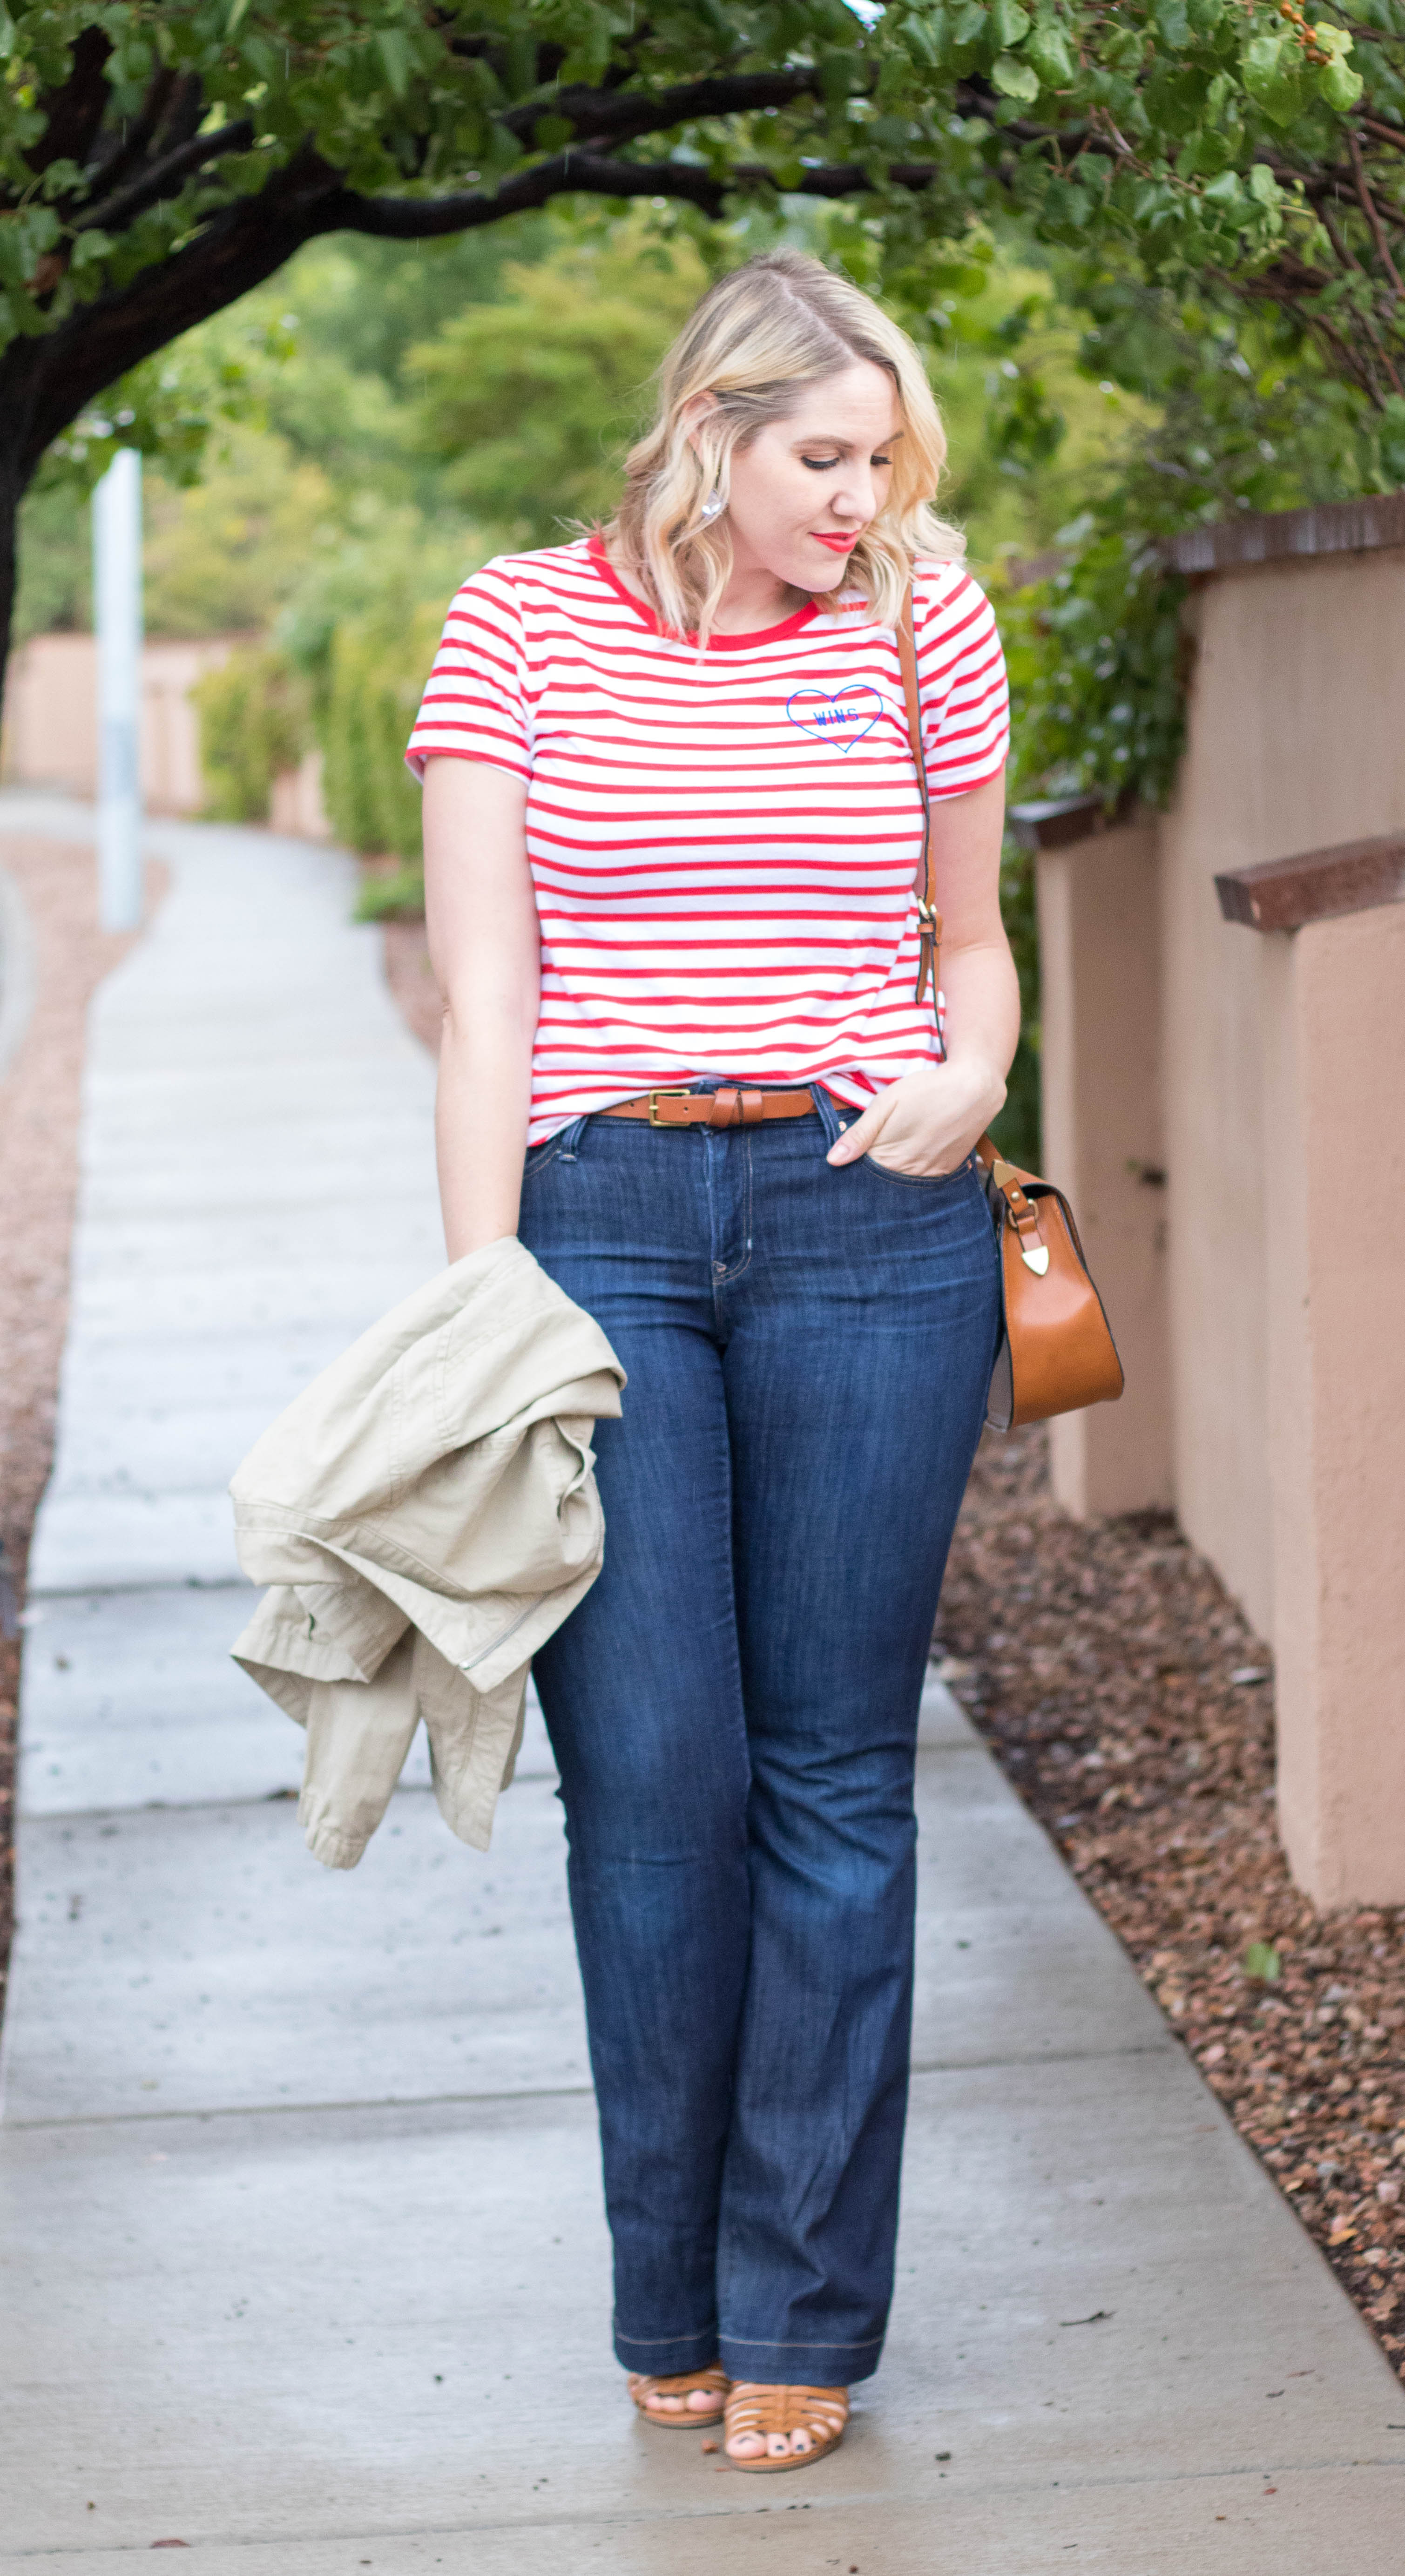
[938,1425,1405,2384]
[0,834,160,2018]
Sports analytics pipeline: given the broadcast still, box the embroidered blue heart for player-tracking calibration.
[785,683,885,753]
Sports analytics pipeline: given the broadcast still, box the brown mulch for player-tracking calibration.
[0,836,162,2019]
[938,1425,1405,2383]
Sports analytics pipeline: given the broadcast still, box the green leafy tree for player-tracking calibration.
[410,225,708,544]
[141,420,335,633]
[1000,270,1405,810]
[3,0,1404,707]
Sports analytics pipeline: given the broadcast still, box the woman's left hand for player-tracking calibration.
[825,1056,1007,1180]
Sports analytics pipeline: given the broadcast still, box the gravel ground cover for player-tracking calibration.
[0,835,157,2018]
[937,1424,1405,2387]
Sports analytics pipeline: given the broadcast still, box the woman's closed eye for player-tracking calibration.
[800,452,891,472]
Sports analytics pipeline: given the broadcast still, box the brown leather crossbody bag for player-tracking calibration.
[895,588,1124,1432]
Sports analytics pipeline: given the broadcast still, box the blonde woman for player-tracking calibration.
[408,250,1018,2472]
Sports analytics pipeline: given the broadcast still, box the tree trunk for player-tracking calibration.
[0,154,346,722]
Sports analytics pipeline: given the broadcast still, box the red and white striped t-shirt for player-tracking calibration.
[406,534,1009,1145]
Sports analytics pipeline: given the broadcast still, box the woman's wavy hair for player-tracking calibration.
[605,249,962,646]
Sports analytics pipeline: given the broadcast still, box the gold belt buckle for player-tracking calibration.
[646,1089,693,1127]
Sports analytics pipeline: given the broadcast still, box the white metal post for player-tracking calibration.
[93,447,144,932]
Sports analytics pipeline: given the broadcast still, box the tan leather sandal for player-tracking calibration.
[723,2381,849,2472]
[628,2363,730,2428]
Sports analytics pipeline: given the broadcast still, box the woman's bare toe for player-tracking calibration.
[642,2382,719,2416]
[723,2382,849,2471]
[629,2365,730,2428]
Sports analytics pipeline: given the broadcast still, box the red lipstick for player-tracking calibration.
[812,531,858,553]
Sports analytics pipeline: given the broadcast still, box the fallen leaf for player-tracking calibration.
[1059,2310,1112,2327]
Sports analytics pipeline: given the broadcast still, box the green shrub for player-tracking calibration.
[318,595,442,867]
[354,862,426,922]
[192,644,313,823]
[987,833,1041,1176]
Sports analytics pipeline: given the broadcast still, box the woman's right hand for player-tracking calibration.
[826,1056,1006,1180]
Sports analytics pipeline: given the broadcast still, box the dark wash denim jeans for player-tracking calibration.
[518,1085,1000,2387]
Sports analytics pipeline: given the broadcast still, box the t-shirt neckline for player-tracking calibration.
[586,531,821,651]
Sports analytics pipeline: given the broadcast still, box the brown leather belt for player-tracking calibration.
[603,1086,818,1129]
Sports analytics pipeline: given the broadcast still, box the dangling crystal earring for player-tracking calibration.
[698,487,725,525]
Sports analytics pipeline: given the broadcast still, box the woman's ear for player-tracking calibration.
[678,390,719,453]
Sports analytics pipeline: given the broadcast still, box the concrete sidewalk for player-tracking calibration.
[2,793,1402,2572]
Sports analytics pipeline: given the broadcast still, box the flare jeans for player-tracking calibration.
[519,1085,1000,2387]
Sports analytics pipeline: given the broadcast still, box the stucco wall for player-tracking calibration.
[1038,535,1405,1904]
[1263,904,1405,1904]
[1,632,236,813]
[1158,548,1405,1645]
[1039,821,1171,1518]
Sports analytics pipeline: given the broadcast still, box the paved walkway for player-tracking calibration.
[2,792,1402,2572]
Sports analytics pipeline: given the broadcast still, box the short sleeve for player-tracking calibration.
[405,561,532,783]
[913,566,1010,798]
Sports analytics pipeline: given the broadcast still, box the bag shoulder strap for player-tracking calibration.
[896,581,941,1009]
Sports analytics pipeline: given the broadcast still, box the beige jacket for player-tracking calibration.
[230,1236,624,1869]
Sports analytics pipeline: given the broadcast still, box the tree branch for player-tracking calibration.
[74,67,179,205]
[157,74,216,163]
[24,27,113,181]
[1347,126,1405,301]
[323,151,730,235]
[326,146,941,241]
[7,145,346,478]
[1317,195,1368,277]
[77,117,257,237]
[1359,115,1405,156]
[496,68,819,146]
[744,159,938,199]
[0,109,953,484]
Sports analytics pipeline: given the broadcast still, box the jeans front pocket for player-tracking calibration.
[522,1116,589,1182]
[859,1149,975,1192]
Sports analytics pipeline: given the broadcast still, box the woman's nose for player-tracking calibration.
[832,473,876,524]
